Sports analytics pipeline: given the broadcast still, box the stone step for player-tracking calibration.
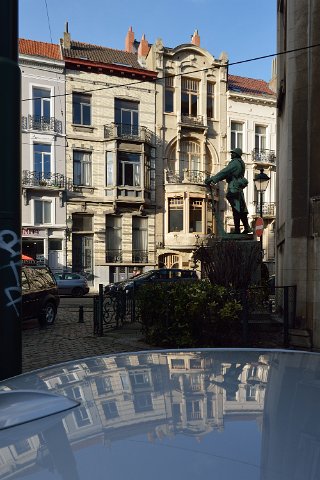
[288,329,312,349]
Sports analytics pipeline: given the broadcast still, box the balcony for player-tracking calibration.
[22,115,62,134]
[106,249,123,263]
[180,115,206,129]
[165,169,208,185]
[255,202,276,217]
[104,123,155,145]
[132,250,148,263]
[252,148,276,164]
[22,170,66,189]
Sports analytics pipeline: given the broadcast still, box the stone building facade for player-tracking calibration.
[61,27,158,288]
[145,30,228,269]
[227,74,277,268]
[276,0,320,348]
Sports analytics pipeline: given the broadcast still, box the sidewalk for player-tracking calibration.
[22,308,152,373]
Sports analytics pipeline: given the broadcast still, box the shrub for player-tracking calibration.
[135,281,243,348]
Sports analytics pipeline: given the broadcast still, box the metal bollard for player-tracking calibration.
[78,305,84,323]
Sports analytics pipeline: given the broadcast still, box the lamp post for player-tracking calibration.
[66,215,73,271]
[254,168,270,256]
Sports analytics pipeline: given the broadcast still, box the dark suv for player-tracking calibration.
[109,268,198,293]
[22,265,60,325]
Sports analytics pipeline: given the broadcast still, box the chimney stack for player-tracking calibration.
[191,29,200,47]
[63,21,71,49]
[125,26,135,53]
[138,34,149,58]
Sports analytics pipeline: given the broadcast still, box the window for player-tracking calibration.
[169,197,183,232]
[165,76,174,113]
[171,358,185,369]
[133,393,153,412]
[72,235,93,273]
[207,82,215,118]
[132,217,148,263]
[129,371,151,388]
[106,215,122,262]
[117,151,141,187]
[255,125,267,151]
[34,200,52,224]
[73,406,92,427]
[189,199,203,232]
[72,214,93,232]
[115,98,139,135]
[181,140,201,173]
[181,78,199,117]
[73,151,92,186]
[231,121,243,150]
[102,401,119,419]
[95,376,113,395]
[186,400,202,420]
[34,144,51,177]
[33,87,50,121]
[72,93,91,125]
[106,151,114,186]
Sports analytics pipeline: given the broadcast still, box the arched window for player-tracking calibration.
[180,140,201,174]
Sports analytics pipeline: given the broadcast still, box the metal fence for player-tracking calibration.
[93,283,297,345]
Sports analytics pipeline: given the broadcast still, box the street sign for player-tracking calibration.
[255,217,264,237]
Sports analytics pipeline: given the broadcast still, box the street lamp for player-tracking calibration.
[254,168,270,253]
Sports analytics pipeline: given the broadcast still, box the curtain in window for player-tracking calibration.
[132,217,147,251]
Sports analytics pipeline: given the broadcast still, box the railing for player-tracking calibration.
[180,115,205,127]
[255,202,276,216]
[252,148,276,164]
[165,169,208,184]
[22,115,62,134]
[22,170,66,188]
[132,250,148,263]
[104,123,155,144]
[106,249,123,263]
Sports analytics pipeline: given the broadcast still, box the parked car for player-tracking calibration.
[22,265,60,325]
[54,272,90,297]
[0,349,319,480]
[108,268,198,293]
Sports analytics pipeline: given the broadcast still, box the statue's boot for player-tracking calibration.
[241,214,253,234]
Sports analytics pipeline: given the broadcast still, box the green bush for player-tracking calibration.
[135,281,243,348]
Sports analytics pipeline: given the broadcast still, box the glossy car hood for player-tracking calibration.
[0,349,319,480]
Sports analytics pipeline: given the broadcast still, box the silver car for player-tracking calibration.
[54,272,90,297]
[0,349,319,479]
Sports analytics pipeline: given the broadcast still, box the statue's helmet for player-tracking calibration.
[230,147,243,157]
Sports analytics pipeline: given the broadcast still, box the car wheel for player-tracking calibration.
[40,302,56,326]
[72,287,84,297]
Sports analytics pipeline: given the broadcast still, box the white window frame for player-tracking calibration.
[73,150,92,186]
[29,83,54,118]
[254,124,268,151]
[32,197,54,226]
[230,121,244,150]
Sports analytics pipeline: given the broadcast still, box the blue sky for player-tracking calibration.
[19,0,276,81]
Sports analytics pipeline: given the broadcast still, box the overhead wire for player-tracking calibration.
[21,42,320,103]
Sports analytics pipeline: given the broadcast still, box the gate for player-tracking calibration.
[93,284,137,336]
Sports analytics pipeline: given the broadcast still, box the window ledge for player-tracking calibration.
[71,124,95,133]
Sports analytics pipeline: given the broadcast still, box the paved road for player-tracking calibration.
[22,295,152,374]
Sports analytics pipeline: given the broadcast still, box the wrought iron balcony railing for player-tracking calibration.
[132,250,148,263]
[165,169,208,184]
[180,115,205,128]
[104,123,155,144]
[106,249,123,263]
[22,170,66,188]
[22,115,63,134]
[255,202,276,216]
[252,148,276,164]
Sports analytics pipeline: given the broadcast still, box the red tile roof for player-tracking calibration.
[19,39,62,60]
[228,74,275,97]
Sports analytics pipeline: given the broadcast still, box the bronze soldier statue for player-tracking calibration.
[205,148,252,234]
